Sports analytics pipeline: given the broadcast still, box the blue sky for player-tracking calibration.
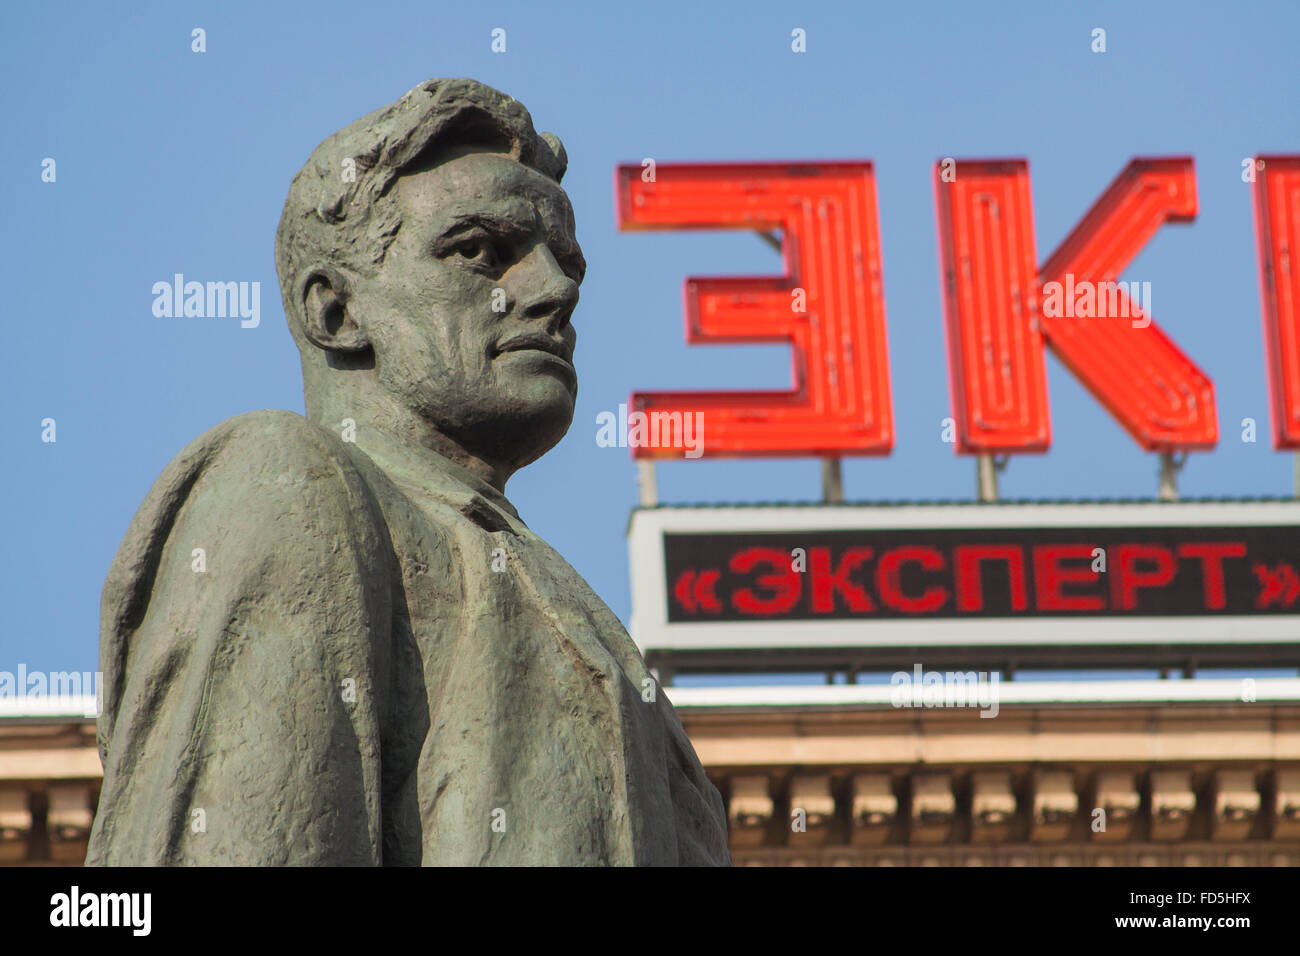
[3,0,1298,672]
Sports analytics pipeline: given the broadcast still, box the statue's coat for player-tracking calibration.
[86,410,730,865]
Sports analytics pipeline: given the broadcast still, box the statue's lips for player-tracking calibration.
[495,335,574,367]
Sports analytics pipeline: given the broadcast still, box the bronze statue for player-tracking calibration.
[87,77,730,866]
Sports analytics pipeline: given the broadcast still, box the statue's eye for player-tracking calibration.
[453,236,499,268]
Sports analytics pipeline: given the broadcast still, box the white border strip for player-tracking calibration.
[664,677,1300,708]
[0,695,98,718]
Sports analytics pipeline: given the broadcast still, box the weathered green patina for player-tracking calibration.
[86,78,729,866]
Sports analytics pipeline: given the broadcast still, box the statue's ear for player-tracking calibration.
[298,264,370,353]
[539,132,568,183]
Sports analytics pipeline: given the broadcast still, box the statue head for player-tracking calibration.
[275,78,585,485]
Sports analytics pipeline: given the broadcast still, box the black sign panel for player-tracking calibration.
[664,525,1300,622]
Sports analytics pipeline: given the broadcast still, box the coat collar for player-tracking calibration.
[350,427,525,534]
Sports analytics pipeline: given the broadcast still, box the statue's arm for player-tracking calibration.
[87,411,399,865]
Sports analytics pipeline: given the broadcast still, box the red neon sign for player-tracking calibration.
[619,155,1300,459]
[1254,155,1300,448]
[933,160,1050,453]
[615,162,893,457]
[1036,158,1215,451]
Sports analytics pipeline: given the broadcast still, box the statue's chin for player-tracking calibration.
[435,393,574,475]
[499,402,575,470]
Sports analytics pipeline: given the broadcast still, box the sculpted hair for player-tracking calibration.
[274,77,568,343]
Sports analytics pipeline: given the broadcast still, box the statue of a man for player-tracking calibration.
[86,78,730,866]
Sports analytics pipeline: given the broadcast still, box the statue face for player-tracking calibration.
[353,148,585,471]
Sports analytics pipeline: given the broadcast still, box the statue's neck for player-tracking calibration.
[306,386,513,493]
[348,422,518,517]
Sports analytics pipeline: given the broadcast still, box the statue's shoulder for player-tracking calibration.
[180,408,353,472]
[145,408,380,504]
[104,409,393,639]
[114,409,384,571]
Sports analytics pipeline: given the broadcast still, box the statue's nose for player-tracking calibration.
[517,244,579,332]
